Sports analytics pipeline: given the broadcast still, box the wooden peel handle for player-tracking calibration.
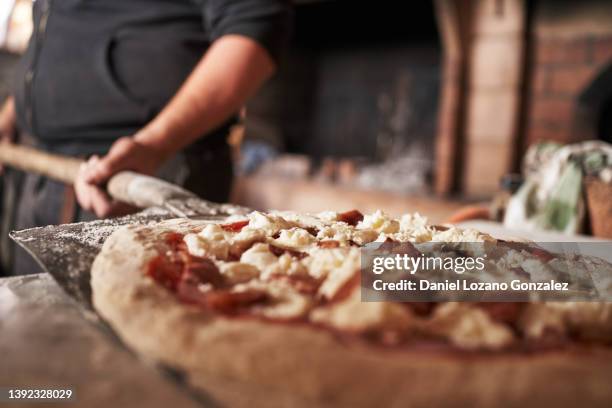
[106,171,197,208]
[0,142,83,184]
[0,142,198,210]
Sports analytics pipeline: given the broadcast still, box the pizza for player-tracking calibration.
[91,209,612,407]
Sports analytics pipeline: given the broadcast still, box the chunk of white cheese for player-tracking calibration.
[240,243,307,278]
[357,210,399,234]
[423,303,515,350]
[216,262,261,284]
[244,211,296,235]
[311,288,414,332]
[274,227,315,248]
[183,224,233,259]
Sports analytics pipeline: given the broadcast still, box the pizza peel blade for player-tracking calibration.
[9,204,244,310]
[9,169,252,308]
[9,207,231,407]
[9,208,177,311]
[2,148,251,293]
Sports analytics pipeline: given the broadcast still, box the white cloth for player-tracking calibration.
[504,141,612,234]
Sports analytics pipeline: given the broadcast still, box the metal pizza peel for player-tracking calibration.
[1,142,249,310]
[10,209,176,311]
[8,211,227,407]
[1,142,250,407]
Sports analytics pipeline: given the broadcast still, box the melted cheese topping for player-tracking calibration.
[358,210,399,234]
[311,288,414,332]
[316,224,378,246]
[306,247,360,292]
[430,227,494,243]
[424,303,515,350]
[237,280,313,320]
[240,243,307,279]
[179,209,612,349]
[520,302,612,340]
[184,224,233,259]
[216,262,261,285]
[274,228,315,248]
[245,211,296,235]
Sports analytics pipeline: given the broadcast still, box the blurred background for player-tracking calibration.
[236,0,612,231]
[1,0,611,229]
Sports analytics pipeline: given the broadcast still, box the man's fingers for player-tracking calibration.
[84,155,114,185]
[75,163,93,211]
[82,156,99,183]
[76,162,112,217]
[76,148,141,218]
[85,137,135,184]
[88,185,114,217]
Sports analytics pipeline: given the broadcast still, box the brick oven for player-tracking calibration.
[436,0,612,197]
[242,0,535,199]
[527,0,612,146]
[244,1,532,202]
[434,0,531,197]
[242,0,441,194]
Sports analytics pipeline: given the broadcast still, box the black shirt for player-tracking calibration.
[13,0,292,155]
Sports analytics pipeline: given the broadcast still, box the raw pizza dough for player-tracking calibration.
[92,213,612,408]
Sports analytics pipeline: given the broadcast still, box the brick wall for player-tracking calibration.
[462,0,526,196]
[525,0,612,147]
[435,0,612,197]
[434,0,528,197]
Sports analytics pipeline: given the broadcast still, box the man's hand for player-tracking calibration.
[76,34,275,218]
[74,136,167,217]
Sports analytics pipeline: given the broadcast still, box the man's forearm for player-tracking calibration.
[133,35,276,160]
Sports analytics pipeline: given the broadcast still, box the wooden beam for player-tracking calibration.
[433,0,473,195]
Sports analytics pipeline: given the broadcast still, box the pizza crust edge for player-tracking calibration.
[91,219,612,408]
